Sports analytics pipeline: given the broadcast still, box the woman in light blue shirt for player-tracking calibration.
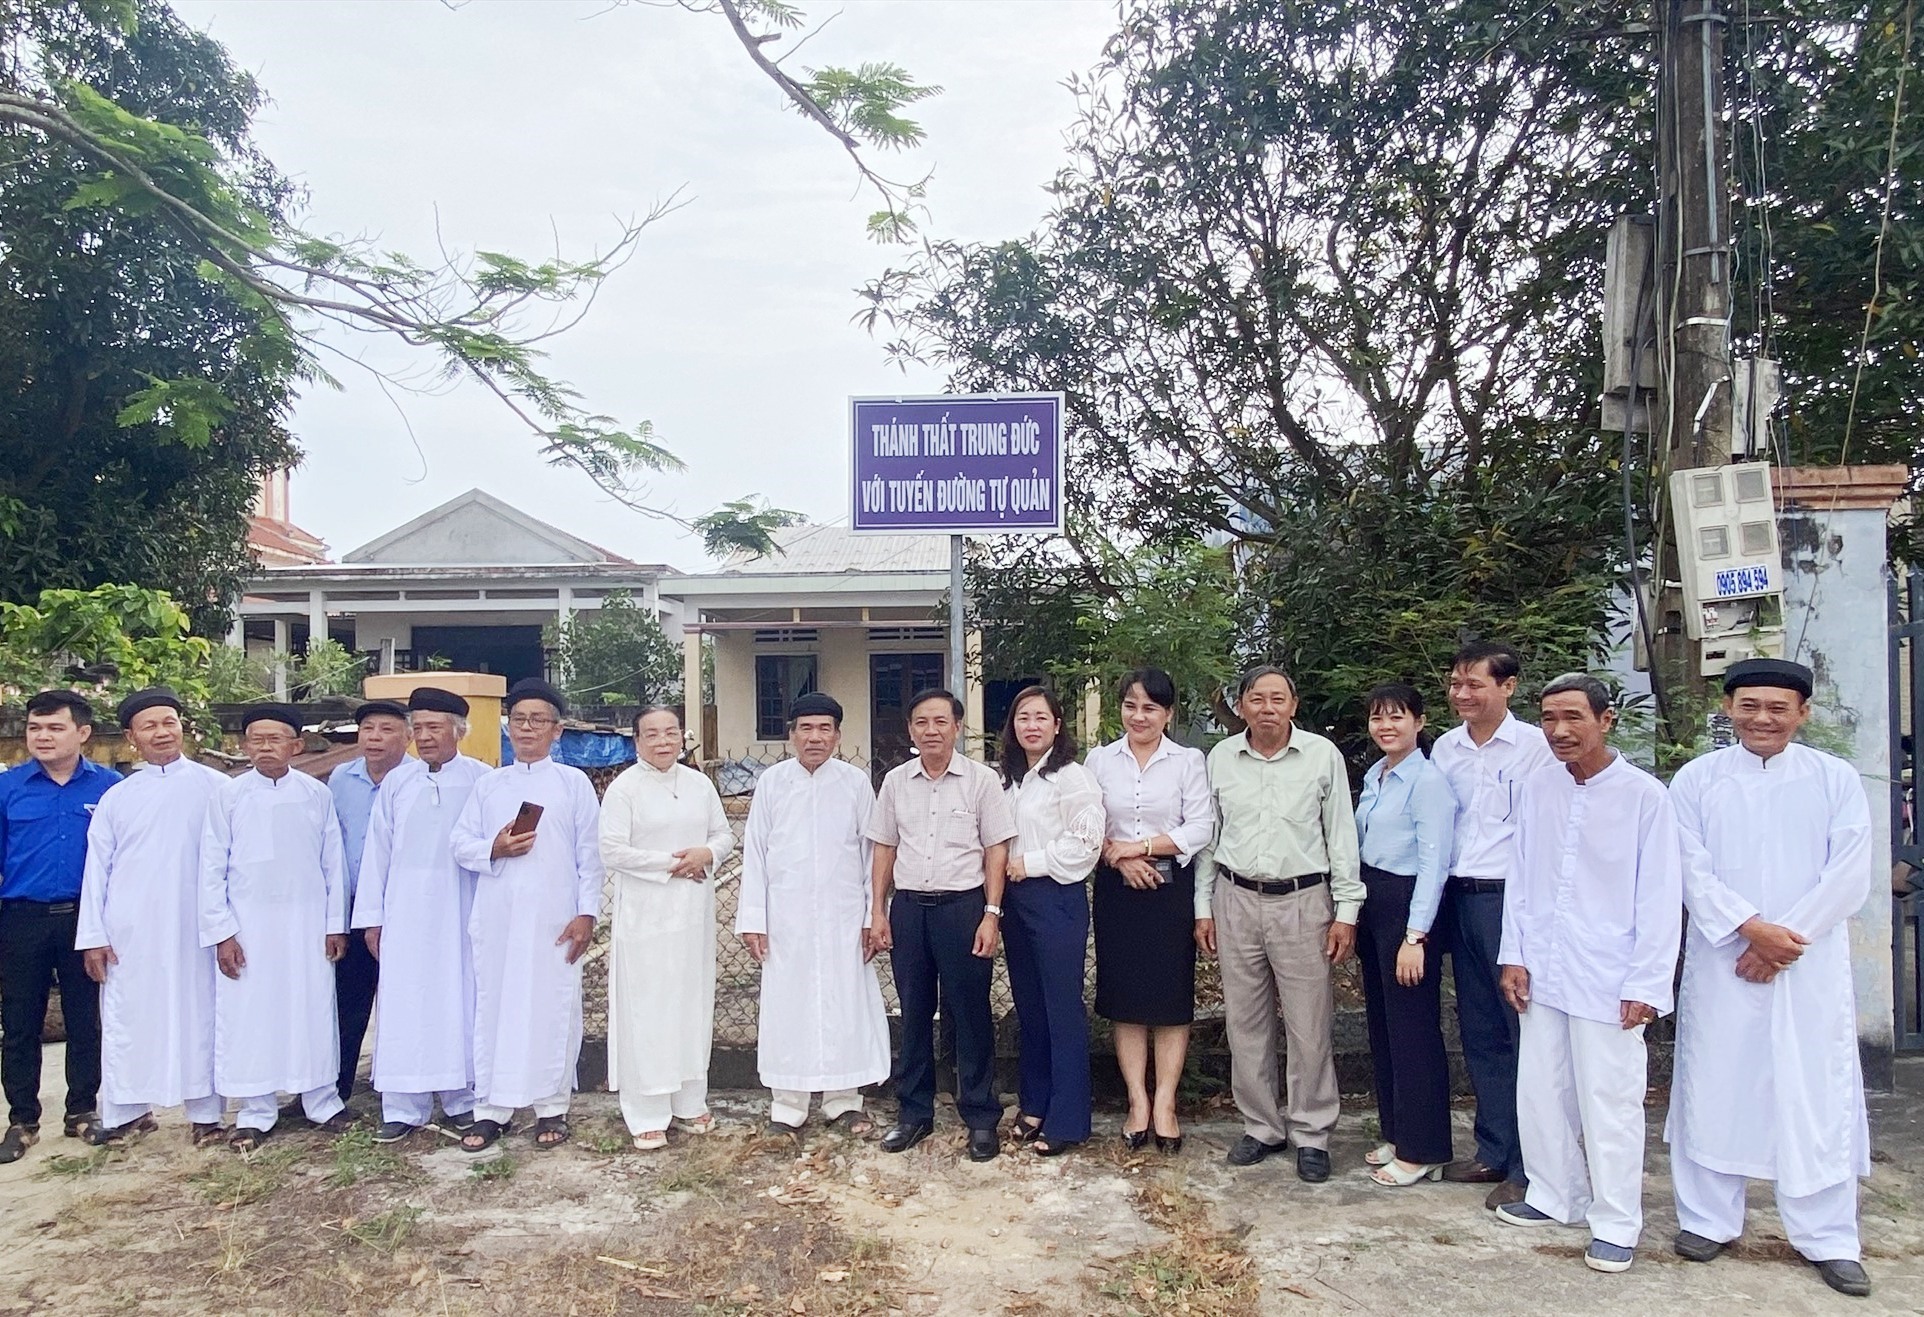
[1353,682,1457,1186]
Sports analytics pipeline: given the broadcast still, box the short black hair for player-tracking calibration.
[1118,667,1177,711]
[907,687,965,721]
[1236,664,1297,700]
[998,686,1080,787]
[1451,640,1522,685]
[1366,682,1425,719]
[25,689,93,727]
[1540,671,1614,716]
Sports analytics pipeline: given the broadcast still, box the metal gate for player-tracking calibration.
[1888,567,1924,1051]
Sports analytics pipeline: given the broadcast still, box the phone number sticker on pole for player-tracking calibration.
[848,393,1066,535]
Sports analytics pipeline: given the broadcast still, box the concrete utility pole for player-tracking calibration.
[1653,0,1733,718]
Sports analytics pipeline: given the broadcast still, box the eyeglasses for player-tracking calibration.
[508,715,558,730]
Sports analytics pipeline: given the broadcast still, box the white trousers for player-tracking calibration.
[474,1091,568,1125]
[1672,1150,1861,1260]
[235,1086,343,1132]
[1517,1003,1649,1248]
[621,1078,707,1136]
[770,1088,863,1129]
[383,1088,476,1127]
[100,1096,223,1128]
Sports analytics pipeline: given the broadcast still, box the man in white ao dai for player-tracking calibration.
[737,693,889,1140]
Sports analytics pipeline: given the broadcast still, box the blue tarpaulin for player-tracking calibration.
[500,727,636,769]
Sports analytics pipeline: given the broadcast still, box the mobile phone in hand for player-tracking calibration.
[509,801,544,837]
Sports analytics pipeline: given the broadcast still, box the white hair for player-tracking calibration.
[407,711,470,740]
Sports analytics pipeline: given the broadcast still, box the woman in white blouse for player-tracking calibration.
[599,707,735,1151]
[999,686,1104,1156]
[1086,668,1216,1154]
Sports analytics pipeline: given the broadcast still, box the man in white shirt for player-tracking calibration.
[1429,641,1554,1209]
[1494,673,1681,1274]
[449,679,604,1153]
[1667,658,1874,1299]
[77,688,227,1148]
[200,705,353,1150]
[738,694,889,1142]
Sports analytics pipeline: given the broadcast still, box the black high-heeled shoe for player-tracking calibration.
[1155,1132,1184,1155]
[1121,1126,1150,1151]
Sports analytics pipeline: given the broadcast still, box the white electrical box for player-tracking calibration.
[1667,462,1786,676]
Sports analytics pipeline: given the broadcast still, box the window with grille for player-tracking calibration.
[755,654,818,740]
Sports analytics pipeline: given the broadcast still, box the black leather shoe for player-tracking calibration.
[1225,1134,1287,1167]
[1808,1257,1871,1297]
[1295,1146,1331,1183]
[1673,1231,1726,1263]
[880,1121,934,1154]
[966,1128,999,1162]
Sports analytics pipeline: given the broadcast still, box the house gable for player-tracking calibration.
[342,489,630,567]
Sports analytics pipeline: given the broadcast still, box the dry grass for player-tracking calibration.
[1092,1177,1259,1316]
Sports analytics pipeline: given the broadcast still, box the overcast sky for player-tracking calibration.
[167,0,1115,569]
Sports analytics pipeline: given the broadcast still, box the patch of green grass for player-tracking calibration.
[37,1148,114,1179]
[655,1161,725,1194]
[342,1204,423,1254]
[467,1153,517,1183]
[326,1127,408,1188]
[190,1144,304,1206]
[576,1119,631,1156]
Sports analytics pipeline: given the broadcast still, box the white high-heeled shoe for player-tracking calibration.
[1369,1159,1445,1187]
[1365,1141,1396,1167]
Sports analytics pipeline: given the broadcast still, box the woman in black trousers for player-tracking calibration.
[1353,683,1456,1186]
[999,687,1103,1156]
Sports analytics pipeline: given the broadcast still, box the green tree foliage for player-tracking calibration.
[0,583,217,729]
[2,0,940,566]
[544,589,683,707]
[872,0,1647,745]
[1731,1,1922,470]
[0,0,297,631]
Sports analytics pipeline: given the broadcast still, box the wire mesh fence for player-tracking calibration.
[570,747,1259,1056]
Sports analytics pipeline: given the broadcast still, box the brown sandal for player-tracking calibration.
[192,1122,227,1148]
[533,1115,571,1149]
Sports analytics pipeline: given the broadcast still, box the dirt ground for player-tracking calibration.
[0,1051,1919,1316]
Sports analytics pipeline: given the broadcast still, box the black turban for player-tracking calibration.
[352,699,409,724]
[240,704,304,736]
[407,687,470,717]
[506,678,567,718]
[788,692,844,726]
[1722,658,1813,700]
[115,687,182,727]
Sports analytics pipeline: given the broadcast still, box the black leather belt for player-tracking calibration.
[1447,876,1506,895]
[0,899,78,915]
[1226,870,1326,897]
[896,887,983,905]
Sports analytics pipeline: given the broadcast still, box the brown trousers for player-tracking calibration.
[1213,878,1340,1149]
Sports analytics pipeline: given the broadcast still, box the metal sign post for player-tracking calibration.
[949,534,966,702]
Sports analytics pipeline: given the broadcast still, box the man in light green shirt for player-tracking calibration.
[1198,665,1361,1182]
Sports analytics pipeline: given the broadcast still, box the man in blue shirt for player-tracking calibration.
[0,690,118,1163]
[327,700,410,1103]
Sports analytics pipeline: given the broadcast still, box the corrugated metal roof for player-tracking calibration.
[722,523,949,575]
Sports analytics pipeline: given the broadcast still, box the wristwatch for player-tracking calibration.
[983,903,1003,917]
[1403,932,1427,946]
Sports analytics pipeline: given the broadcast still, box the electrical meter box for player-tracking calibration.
[1667,462,1786,676]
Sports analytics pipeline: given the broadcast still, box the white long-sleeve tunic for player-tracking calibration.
[76,758,225,1109]
[600,760,735,1097]
[450,756,604,1109]
[198,768,347,1098]
[1498,755,1683,1025]
[351,754,489,1096]
[736,757,890,1093]
[1665,742,1873,1196]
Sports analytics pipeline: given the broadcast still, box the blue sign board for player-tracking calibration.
[850,393,1065,534]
